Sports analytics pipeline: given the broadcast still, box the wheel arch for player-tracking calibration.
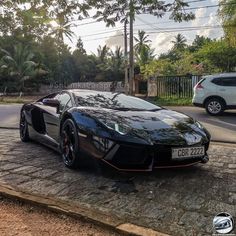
[203,96,227,107]
[60,112,74,133]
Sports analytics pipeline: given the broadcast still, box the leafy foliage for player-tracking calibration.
[89,0,195,26]
[142,34,236,78]
[219,0,236,46]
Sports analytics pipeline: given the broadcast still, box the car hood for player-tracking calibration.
[74,107,210,145]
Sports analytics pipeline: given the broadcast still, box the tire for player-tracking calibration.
[205,98,225,116]
[60,119,80,169]
[19,111,30,142]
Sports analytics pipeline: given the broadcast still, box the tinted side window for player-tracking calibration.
[212,77,236,86]
[58,93,71,111]
[221,77,236,86]
[211,78,222,86]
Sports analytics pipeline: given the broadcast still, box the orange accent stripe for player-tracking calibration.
[101,159,201,171]
[154,161,201,169]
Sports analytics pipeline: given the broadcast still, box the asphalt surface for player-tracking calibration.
[167,106,236,143]
[0,104,235,143]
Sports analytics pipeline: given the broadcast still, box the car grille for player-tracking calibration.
[107,141,209,169]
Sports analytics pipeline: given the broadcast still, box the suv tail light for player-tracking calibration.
[195,83,204,90]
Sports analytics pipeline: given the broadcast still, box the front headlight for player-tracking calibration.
[195,121,203,129]
[102,120,131,135]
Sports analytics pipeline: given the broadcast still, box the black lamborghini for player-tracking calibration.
[20,89,210,171]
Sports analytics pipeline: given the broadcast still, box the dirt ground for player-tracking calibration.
[0,196,120,236]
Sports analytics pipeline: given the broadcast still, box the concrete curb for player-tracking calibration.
[0,126,19,130]
[0,184,169,236]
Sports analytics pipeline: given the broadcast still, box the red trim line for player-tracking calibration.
[154,161,201,169]
[101,159,201,171]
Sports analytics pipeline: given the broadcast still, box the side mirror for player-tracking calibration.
[42,98,60,110]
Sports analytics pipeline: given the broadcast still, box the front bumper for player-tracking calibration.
[102,142,210,171]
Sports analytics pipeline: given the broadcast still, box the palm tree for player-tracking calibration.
[0,44,38,89]
[107,47,124,81]
[97,45,110,63]
[134,30,152,54]
[109,47,124,72]
[49,21,75,43]
[135,46,155,66]
[134,30,154,65]
[171,34,187,50]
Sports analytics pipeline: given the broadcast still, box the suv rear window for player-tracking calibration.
[197,78,206,85]
[211,77,236,86]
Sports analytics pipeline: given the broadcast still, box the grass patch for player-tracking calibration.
[0,96,37,104]
[154,97,193,106]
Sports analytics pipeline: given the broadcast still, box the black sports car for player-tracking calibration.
[20,89,210,171]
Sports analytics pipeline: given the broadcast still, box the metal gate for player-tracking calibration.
[156,75,202,98]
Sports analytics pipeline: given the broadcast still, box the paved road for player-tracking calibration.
[0,129,235,235]
[0,104,235,143]
[0,104,22,128]
[167,106,236,143]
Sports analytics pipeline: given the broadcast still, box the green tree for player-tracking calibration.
[97,45,110,63]
[219,0,236,46]
[136,46,155,66]
[0,44,40,90]
[171,34,187,50]
[188,35,212,52]
[142,59,176,77]
[134,31,151,53]
[195,39,236,72]
[49,21,75,43]
[106,47,125,80]
[90,0,195,26]
[0,1,90,41]
[75,37,86,55]
[134,30,155,66]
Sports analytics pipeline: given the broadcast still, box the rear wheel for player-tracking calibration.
[19,111,30,142]
[205,98,224,116]
[61,119,80,169]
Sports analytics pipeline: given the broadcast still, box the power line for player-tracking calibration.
[144,25,224,34]
[81,24,225,42]
[83,33,124,42]
[69,3,223,27]
[184,2,236,11]
[73,14,218,38]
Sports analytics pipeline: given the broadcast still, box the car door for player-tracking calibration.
[44,92,72,142]
[216,77,236,105]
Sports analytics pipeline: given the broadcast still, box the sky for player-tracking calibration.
[64,0,223,56]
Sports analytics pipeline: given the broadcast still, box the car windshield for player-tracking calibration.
[75,91,161,111]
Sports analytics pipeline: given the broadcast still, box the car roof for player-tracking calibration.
[203,72,236,79]
[67,89,123,96]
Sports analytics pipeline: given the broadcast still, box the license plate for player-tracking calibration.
[172,146,205,159]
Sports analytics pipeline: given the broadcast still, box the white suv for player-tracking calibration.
[193,73,236,115]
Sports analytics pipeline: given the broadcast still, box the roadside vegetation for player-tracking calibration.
[155,97,192,107]
[0,0,235,103]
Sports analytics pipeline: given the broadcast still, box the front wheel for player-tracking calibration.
[60,119,80,169]
[19,111,30,142]
[205,98,224,116]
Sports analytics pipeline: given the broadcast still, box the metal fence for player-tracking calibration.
[156,75,202,98]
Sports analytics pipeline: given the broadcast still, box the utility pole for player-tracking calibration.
[129,0,134,95]
[124,20,129,95]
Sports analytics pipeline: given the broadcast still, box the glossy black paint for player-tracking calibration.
[20,89,211,171]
